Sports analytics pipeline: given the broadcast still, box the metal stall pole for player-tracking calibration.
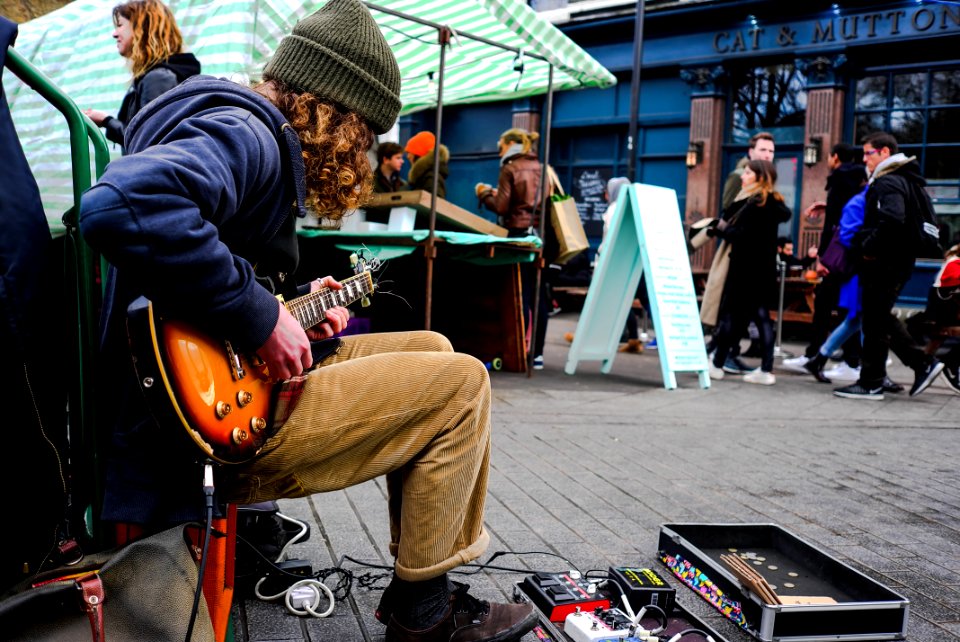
[626,0,645,183]
[528,65,555,376]
[6,47,110,543]
[423,26,450,330]
[364,3,554,337]
[773,255,793,358]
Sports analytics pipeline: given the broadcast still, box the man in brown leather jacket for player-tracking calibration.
[476,128,544,232]
[477,128,549,368]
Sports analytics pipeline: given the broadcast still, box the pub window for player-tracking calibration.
[730,64,808,144]
[853,68,960,246]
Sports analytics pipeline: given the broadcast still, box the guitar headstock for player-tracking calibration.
[349,251,380,306]
[349,250,381,277]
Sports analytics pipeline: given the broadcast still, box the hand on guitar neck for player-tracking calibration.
[255,275,350,380]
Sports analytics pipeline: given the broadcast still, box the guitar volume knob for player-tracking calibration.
[250,417,267,434]
[231,428,248,445]
[237,390,253,407]
[215,401,232,419]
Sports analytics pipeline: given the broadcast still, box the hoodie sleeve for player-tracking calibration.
[838,190,867,248]
[79,109,282,351]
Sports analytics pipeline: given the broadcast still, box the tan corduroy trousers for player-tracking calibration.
[223,331,491,582]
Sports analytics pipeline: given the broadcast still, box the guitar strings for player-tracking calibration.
[287,272,374,328]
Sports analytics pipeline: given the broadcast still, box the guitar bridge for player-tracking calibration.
[224,340,245,380]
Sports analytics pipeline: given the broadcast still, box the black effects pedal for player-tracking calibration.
[518,572,611,622]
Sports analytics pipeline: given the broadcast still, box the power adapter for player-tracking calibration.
[256,559,314,595]
[607,567,675,615]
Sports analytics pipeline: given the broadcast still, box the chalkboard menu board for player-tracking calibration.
[570,167,611,238]
[564,183,710,389]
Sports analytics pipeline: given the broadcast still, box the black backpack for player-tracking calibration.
[906,178,944,259]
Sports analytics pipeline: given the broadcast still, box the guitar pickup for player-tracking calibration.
[224,340,245,380]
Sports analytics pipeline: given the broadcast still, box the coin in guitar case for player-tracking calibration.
[757,556,766,562]
[783,582,796,588]
[788,572,799,578]
[769,585,777,590]
[753,560,763,566]
[768,565,778,571]
[728,548,738,552]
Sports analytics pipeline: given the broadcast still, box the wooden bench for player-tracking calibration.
[552,286,645,309]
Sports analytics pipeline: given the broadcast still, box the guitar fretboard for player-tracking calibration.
[285,271,373,330]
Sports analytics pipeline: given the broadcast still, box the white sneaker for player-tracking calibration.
[781,355,810,374]
[743,370,776,385]
[708,363,724,380]
[823,363,860,381]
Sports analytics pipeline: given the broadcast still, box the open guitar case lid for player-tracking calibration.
[658,523,909,641]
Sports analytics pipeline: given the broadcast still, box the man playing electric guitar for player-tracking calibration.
[78,1,537,641]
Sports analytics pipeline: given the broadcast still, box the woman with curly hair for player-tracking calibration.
[84,0,200,151]
[77,1,537,640]
[707,159,791,385]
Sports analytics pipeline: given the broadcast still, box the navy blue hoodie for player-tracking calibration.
[79,76,305,524]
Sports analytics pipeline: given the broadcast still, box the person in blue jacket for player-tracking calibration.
[78,1,537,641]
[83,0,200,152]
[803,186,873,384]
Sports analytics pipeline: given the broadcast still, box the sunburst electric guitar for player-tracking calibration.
[129,267,375,464]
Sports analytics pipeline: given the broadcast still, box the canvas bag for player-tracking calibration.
[699,240,732,327]
[547,166,589,264]
[699,199,751,327]
[0,525,215,642]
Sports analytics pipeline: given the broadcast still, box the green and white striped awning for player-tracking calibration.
[4,0,615,233]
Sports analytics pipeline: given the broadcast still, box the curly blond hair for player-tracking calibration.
[499,127,540,155]
[113,0,183,78]
[257,80,374,220]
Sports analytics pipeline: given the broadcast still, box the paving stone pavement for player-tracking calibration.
[234,311,960,641]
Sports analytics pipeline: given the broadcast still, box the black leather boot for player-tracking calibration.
[804,353,831,383]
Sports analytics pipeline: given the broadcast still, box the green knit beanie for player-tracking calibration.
[264,0,401,134]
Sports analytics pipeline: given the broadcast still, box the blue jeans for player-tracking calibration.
[819,310,861,360]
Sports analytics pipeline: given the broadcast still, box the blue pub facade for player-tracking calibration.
[401,0,960,271]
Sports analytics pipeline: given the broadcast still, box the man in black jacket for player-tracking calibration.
[783,144,866,380]
[834,132,944,400]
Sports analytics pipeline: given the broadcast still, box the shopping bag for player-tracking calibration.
[0,525,214,642]
[547,166,588,265]
[688,217,717,250]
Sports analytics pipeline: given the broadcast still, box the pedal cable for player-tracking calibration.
[246,511,341,618]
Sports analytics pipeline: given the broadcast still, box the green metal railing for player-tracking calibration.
[5,46,109,543]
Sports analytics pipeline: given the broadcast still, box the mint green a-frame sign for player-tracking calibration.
[563,184,710,389]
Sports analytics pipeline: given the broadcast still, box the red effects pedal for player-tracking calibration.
[518,572,611,622]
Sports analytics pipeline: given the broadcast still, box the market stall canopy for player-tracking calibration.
[4,0,615,232]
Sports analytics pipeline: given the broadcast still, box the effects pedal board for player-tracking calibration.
[518,572,611,622]
[563,606,637,642]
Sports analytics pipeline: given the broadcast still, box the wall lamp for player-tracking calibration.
[686,141,704,169]
[804,137,822,167]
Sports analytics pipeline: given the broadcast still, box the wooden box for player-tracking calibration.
[364,191,508,237]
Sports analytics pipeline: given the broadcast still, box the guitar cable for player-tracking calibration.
[185,462,216,642]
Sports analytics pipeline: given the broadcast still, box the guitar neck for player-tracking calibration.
[285,271,373,330]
